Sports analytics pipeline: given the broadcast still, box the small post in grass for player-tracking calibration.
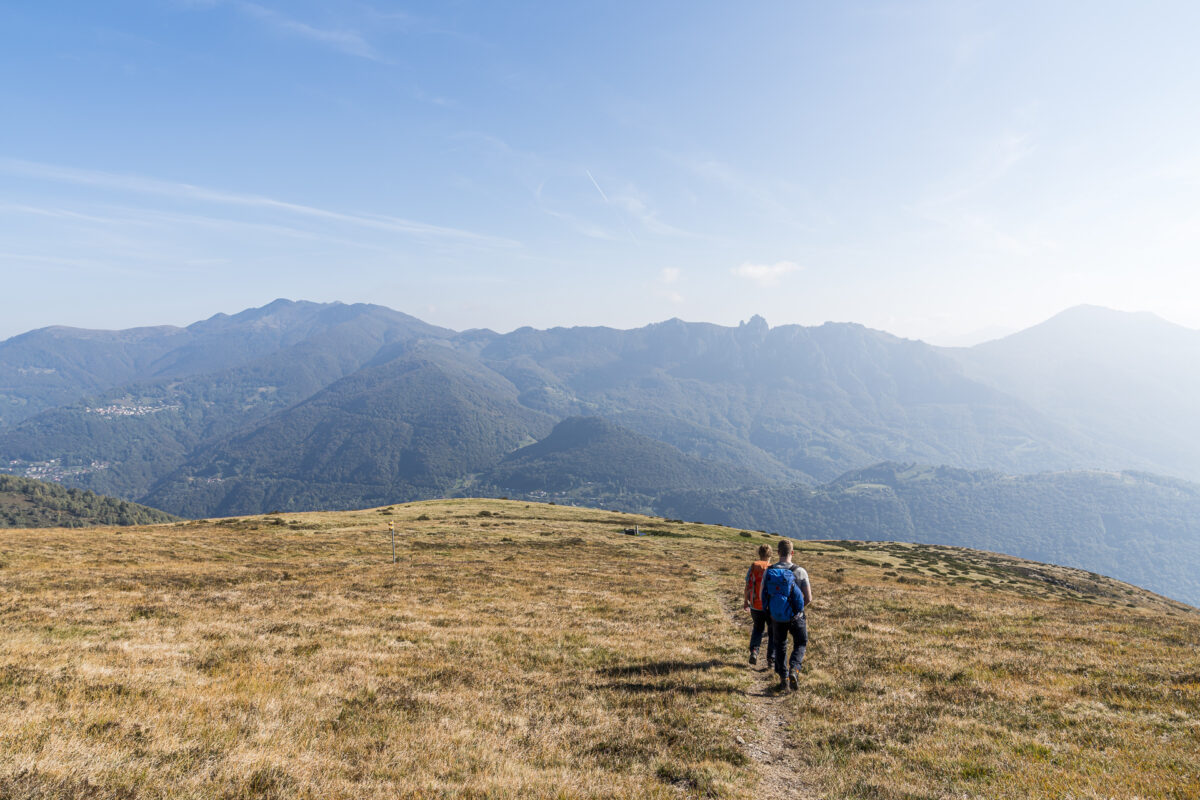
[390,521,396,564]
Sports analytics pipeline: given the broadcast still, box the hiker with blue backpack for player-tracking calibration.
[761,539,812,691]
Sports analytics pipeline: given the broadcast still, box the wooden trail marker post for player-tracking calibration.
[390,521,396,564]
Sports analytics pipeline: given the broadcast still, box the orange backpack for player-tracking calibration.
[747,560,770,611]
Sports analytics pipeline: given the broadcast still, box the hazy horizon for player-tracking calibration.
[4,3,1200,343]
[5,297,1199,349]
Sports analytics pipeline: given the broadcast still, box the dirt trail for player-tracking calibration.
[719,596,812,800]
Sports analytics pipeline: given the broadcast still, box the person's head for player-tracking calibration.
[756,544,770,560]
[777,539,793,560]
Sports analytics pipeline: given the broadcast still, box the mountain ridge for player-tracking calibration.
[5,300,1200,603]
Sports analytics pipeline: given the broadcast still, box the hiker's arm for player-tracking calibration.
[801,578,813,606]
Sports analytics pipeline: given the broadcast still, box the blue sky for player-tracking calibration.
[2,1,1200,343]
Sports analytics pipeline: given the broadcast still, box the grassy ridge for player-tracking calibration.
[0,500,1196,799]
[783,539,1198,798]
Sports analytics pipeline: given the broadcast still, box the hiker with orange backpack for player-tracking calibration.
[761,538,812,691]
[743,544,776,667]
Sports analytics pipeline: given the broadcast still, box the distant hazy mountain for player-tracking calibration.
[655,463,1200,606]
[1,299,1195,518]
[0,301,452,499]
[0,474,178,528]
[137,308,1142,516]
[471,315,1120,481]
[948,304,1200,481]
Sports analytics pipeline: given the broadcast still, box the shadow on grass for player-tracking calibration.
[596,659,737,677]
[602,681,741,696]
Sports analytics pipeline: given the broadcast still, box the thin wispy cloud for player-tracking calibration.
[0,251,166,279]
[2,201,413,256]
[732,261,801,287]
[0,202,124,226]
[541,207,620,241]
[236,2,385,62]
[0,252,110,271]
[911,130,1044,259]
[920,131,1035,210]
[612,192,704,239]
[0,158,518,249]
[591,169,705,240]
[455,133,703,242]
[582,165,704,240]
[672,154,793,220]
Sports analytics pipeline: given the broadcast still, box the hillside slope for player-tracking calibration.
[0,475,178,527]
[0,299,450,430]
[143,345,554,517]
[477,416,758,508]
[0,324,189,429]
[0,301,453,498]
[0,500,1194,799]
[657,463,1200,606]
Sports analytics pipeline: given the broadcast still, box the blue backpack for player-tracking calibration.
[763,565,802,623]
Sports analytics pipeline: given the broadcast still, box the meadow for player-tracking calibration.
[0,499,1196,799]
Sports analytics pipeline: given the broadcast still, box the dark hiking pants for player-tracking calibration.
[772,614,808,678]
[749,608,775,661]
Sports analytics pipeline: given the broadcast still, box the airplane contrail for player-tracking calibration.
[585,169,609,203]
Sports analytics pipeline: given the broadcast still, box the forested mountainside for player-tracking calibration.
[3,300,1200,603]
[142,345,555,517]
[0,475,179,528]
[653,463,1200,606]
[0,300,1164,517]
[475,415,756,503]
[0,301,450,499]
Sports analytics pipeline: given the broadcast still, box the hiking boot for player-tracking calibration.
[788,671,799,691]
[776,676,788,692]
[748,650,757,665]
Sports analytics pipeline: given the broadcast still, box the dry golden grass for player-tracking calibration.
[0,499,1196,799]
[780,540,1199,799]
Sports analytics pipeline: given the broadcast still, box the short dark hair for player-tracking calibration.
[757,544,770,559]
[777,539,793,557]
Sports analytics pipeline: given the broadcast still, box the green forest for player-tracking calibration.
[653,464,1200,606]
[0,475,179,528]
